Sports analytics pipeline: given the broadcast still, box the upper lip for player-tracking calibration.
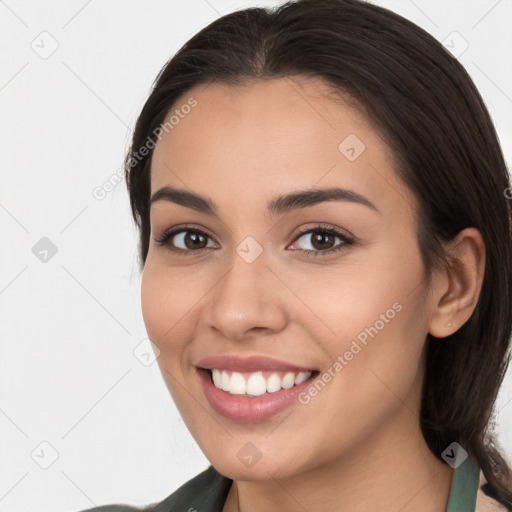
[195,355,316,373]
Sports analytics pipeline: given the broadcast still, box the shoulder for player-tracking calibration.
[78,507,143,512]
[475,471,509,511]
[75,465,232,512]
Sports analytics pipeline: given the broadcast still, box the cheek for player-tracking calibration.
[279,259,403,347]
[140,265,195,403]
[140,263,199,346]
[140,267,168,344]
[288,245,427,398]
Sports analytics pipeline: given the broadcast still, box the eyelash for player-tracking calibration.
[155,223,355,258]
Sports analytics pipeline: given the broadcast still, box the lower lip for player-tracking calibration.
[197,368,318,422]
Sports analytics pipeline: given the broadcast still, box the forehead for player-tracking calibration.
[150,77,413,218]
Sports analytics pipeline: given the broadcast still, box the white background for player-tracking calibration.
[1,1,511,510]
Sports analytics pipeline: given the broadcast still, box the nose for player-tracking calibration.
[205,249,288,341]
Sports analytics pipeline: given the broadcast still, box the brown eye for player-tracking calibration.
[291,225,355,257]
[155,227,217,252]
[300,230,337,251]
[155,223,354,257]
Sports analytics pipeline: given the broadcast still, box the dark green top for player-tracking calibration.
[78,456,481,512]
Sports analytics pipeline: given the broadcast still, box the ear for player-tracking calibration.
[428,227,486,338]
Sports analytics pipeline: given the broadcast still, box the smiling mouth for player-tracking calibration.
[204,368,320,397]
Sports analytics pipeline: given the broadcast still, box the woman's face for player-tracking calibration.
[142,76,439,480]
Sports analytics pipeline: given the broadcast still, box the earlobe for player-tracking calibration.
[428,227,486,339]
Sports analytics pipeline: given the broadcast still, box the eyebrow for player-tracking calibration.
[149,185,380,216]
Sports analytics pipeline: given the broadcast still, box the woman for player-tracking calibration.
[81,0,512,510]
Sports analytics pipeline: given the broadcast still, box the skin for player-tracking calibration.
[141,76,486,512]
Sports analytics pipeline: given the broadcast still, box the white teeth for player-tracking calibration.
[221,370,230,392]
[209,369,313,396]
[229,372,247,394]
[281,372,296,389]
[246,373,267,396]
[266,373,282,393]
[295,372,310,385]
[212,369,222,388]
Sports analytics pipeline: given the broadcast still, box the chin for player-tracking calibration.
[208,449,308,482]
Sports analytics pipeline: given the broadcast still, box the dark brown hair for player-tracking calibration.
[124,0,512,506]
